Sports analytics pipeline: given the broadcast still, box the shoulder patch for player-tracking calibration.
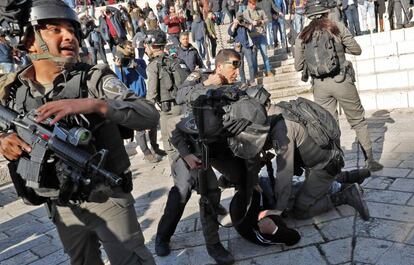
[101,76,128,96]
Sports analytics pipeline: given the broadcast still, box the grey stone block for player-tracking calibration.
[367,201,414,222]
[336,205,357,217]
[371,168,410,178]
[237,246,327,265]
[398,160,414,169]
[1,250,38,265]
[374,243,414,265]
[0,234,49,261]
[320,237,352,264]
[229,236,283,260]
[354,237,394,264]
[364,189,412,204]
[388,178,414,192]
[317,217,355,241]
[30,239,63,258]
[284,225,324,250]
[362,177,394,190]
[356,218,414,242]
[29,249,69,265]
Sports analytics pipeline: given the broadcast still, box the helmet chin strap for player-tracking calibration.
[28,28,78,66]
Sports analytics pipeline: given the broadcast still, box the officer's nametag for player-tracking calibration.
[180,63,187,69]
[102,76,128,96]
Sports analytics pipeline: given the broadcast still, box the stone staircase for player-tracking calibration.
[216,23,414,109]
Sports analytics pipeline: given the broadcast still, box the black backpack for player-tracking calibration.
[304,29,339,78]
[276,97,341,149]
[158,55,191,102]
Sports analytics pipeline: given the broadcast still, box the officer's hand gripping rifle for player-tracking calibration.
[0,104,122,202]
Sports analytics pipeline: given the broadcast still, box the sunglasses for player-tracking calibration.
[225,60,242,68]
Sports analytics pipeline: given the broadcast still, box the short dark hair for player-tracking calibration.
[180,31,190,38]
[215,49,241,66]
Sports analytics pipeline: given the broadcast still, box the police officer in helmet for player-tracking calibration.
[294,0,384,172]
[0,1,157,264]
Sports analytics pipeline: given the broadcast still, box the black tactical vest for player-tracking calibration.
[12,63,130,175]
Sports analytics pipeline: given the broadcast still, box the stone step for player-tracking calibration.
[258,71,303,84]
[268,85,312,99]
[265,77,310,90]
[356,69,414,92]
[354,27,414,47]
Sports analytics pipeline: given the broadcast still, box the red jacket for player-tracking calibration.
[164,15,186,34]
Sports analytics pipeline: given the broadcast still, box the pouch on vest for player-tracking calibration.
[304,30,340,78]
[276,97,341,150]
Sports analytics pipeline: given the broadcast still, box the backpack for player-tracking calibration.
[276,97,341,149]
[304,30,340,78]
[158,55,191,102]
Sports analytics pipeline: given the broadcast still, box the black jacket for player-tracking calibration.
[176,44,205,72]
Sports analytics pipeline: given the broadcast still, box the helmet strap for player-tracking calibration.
[28,27,78,66]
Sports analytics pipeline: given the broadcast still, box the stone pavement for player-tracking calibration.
[1,108,414,265]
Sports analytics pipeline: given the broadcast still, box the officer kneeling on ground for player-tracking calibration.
[0,1,158,264]
[264,99,371,220]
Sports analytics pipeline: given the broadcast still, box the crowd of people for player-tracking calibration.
[0,0,412,265]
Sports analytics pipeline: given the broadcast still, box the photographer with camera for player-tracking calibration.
[228,12,256,84]
[114,41,167,163]
[243,0,274,77]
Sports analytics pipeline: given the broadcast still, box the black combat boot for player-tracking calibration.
[337,169,371,184]
[331,183,370,221]
[152,146,167,156]
[206,242,235,265]
[155,235,171,257]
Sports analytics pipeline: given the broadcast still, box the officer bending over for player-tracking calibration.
[0,1,158,264]
[266,103,371,220]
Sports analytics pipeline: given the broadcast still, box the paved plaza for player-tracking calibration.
[1,108,414,265]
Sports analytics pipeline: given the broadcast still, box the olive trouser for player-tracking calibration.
[159,104,182,161]
[313,76,373,154]
[157,155,245,245]
[53,191,154,265]
[292,168,336,219]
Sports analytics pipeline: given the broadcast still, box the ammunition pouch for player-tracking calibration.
[8,162,47,206]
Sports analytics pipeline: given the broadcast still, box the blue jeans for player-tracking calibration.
[238,5,246,13]
[1,63,14,73]
[273,17,287,47]
[266,22,275,46]
[345,4,361,36]
[294,12,305,33]
[239,46,255,83]
[252,35,271,74]
[196,38,206,59]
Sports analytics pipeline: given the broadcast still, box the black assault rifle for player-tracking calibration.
[0,104,122,203]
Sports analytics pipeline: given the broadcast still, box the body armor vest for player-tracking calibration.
[12,63,130,175]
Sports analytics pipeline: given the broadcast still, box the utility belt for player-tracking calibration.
[308,61,356,84]
[159,100,177,112]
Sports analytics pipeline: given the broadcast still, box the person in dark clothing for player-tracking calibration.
[176,32,205,72]
[228,12,255,84]
[210,0,224,24]
[142,2,154,19]
[191,14,207,59]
